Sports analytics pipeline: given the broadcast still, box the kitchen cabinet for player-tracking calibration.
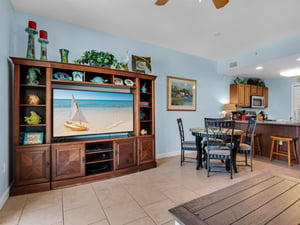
[263,87,268,107]
[230,84,251,107]
[250,85,263,96]
[230,84,268,108]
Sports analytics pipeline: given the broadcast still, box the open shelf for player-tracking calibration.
[86,161,113,175]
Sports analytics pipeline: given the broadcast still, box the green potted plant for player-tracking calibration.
[74,50,117,68]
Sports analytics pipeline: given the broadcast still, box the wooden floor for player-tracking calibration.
[169,173,300,225]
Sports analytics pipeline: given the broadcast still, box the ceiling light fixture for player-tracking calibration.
[280,68,300,77]
[256,66,263,70]
[214,31,221,37]
[296,58,300,61]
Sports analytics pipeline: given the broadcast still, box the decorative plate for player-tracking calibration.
[53,72,71,80]
[124,79,134,86]
[114,77,124,85]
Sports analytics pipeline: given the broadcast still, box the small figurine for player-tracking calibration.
[27,67,41,85]
[140,129,148,136]
[90,76,108,83]
[27,94,41,105]
[141,83,147,93]
[24,111,42,125]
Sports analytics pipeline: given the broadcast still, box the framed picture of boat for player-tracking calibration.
[23,132,44,145]
[167,76,197,111]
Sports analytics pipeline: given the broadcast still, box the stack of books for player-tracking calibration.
[140,101,150,107]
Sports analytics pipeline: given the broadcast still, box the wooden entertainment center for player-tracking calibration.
[10,57,156,195]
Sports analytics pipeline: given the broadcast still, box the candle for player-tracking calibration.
[28,21,36,29]
[39,30,47,39]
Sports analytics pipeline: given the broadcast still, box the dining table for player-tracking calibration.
[189,127,244,172]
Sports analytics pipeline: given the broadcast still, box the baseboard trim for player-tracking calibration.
[156,151,180,159]
[0,187,10,209]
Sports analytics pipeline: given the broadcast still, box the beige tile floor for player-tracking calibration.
[1,154,300,225]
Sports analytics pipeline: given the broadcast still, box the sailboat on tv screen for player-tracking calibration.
[64,95,88,131]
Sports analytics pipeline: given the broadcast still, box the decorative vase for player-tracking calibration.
[59,49,69,63]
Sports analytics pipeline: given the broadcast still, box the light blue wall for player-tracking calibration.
[2,0,298,206]
[218,35,300,121]
[266,77,297,120]
[11,12,229,158]
[0,0,14,206]
[218,36,300,74]
[5,0,298,205]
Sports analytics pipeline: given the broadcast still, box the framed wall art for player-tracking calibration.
[132,55,151,74]
[72,71,84,81]
[167,76,197,111]
[23,132,44,145]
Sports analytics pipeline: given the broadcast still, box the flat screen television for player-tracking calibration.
[52,88,134,139]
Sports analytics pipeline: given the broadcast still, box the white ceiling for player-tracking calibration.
[10,0,300,79]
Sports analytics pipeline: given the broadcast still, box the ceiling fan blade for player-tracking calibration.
[155,0,169,6]
[212,0,229,9]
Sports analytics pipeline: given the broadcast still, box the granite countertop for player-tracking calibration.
[236,120,300,126]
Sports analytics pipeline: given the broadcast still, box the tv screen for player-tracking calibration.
[52,88,134,138]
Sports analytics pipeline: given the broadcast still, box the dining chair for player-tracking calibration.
[237,119,257,171]
[204,119,235,179]
[202,118,225,166]
[177,118,198,166]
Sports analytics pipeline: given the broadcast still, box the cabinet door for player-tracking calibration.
[244,84,251,107]
[51,143,85,181]
[257,86,263,96]
[138,136,155,165]
[230,84,250,107]
[15,145,50,186]
[114,138,137,170]
[250,85,263,96]
[263,87,269,107]
[237,84,245,106]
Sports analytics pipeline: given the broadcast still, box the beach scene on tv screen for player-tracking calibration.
[53,89,134,137]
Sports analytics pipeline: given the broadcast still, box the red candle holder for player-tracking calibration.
[25,20,38,59]
[38,30,49,60]
[28,21,36,29]
[39,30,47,39]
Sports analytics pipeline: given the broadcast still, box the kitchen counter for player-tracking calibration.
[235,120,300,163]
[236,120,300,126]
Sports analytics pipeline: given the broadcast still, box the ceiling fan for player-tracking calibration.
[155,0,229,9]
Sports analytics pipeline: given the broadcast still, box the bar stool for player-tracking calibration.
[241,133,262,157]
[253,133,262,157]
[269,136,298,167]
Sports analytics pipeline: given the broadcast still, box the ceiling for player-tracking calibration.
[10,0,300,79]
